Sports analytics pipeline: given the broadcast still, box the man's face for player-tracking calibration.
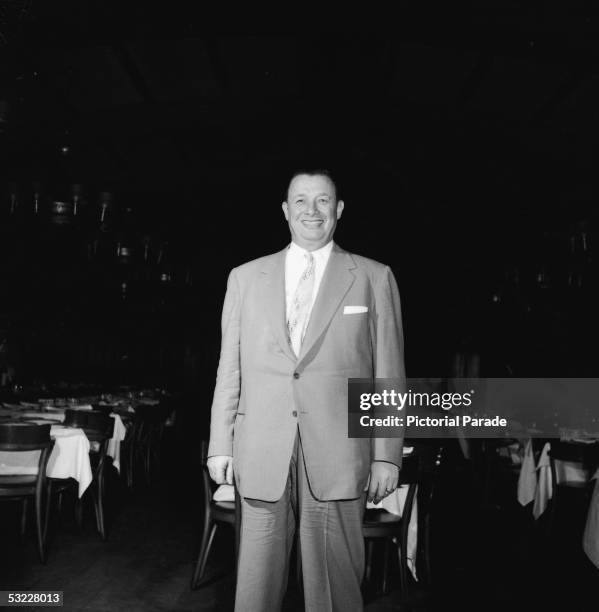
[282,174,344,251]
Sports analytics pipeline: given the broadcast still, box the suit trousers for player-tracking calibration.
[234,429,365,612]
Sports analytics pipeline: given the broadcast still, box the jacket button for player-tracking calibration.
[293,372,300,379]
[292,410,298,417]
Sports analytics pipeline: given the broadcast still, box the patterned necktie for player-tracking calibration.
[287,252,315,357]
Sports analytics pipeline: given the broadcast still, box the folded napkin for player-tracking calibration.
[533,442,552,519]
[106,414,127,472]
[517,440,537,507]
[213,484,235,502]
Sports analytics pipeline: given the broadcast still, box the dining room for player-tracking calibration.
[1,4,599,611]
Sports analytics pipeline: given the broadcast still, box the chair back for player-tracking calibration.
[200,440,215,512]
[199,440,239,514]
[64,409,114,441]
[549,440,592,463]
[200,439,209,467]
[400,441,442,484]
[549,440,599,486]
[133,402,174,425]
[0,423,53,451]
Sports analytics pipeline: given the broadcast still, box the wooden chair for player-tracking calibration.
[191,440,241,589]
[362,442,442,596]
[548,440,598,529]
[0,423,55,562]
[91,404,135,488]
[128,402,174,487]
[52,409,115,540]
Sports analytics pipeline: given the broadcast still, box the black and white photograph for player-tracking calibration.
[1,3,598,611]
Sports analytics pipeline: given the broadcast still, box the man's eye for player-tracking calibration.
[318,198,329,204]
[295,200,304,205]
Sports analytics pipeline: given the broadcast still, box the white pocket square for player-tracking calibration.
[343,305,368,314]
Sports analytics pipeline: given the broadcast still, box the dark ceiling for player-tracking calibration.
[2,4,599,212]
[1,5,598,269]
[0,3,598,378]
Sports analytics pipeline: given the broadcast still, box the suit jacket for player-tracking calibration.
[208,243,406,502]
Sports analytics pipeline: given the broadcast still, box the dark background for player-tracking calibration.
[1,2,597,398]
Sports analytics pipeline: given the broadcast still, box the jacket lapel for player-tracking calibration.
[261,248,297,363]
[298,245,356,364]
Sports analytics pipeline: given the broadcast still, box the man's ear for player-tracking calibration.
[282,202,290,221]
[336,200,344,219]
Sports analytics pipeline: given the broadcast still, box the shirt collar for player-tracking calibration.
[288,240,334,263]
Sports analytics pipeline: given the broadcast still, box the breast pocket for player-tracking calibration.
[342,311,369,327]
[340,311,371,351]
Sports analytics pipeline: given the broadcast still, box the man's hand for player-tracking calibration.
[367,461,400,504]
[207,455,234,485]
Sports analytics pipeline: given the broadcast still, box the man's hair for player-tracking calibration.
[285,169,340,201]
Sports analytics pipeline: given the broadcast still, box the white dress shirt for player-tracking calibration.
[285,241,334,325]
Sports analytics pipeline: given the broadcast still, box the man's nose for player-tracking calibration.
[305,200,317,215]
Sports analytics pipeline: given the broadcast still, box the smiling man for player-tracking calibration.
[208,169,406,611]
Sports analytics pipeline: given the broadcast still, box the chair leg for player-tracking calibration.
[153,426,164,477]
[35,486,46,563]
[191,520,217,589]
[92,489,101,532]
[125,448,133,489]
[422,513,432,585]
[365,539,374,584]
[44,480,53,543]
[144,432,152,485]
[75,497,83,528]
[94,471,107,540]
[382,539,390,595]
[396,535,408,596]
[548,490,558,532]
[21,498,28,536]
[234,488,242,574]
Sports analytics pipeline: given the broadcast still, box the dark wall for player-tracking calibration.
[1,12,598,388]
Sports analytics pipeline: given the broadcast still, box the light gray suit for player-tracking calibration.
[209,243,406,610]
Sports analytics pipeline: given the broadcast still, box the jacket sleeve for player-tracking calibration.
[371,265,406,467]
[208,269,241,457]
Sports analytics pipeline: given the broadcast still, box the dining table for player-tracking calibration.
[0,402,127,497]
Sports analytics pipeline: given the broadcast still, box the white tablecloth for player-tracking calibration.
[0,425,92,497]
[0,412,128,496]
